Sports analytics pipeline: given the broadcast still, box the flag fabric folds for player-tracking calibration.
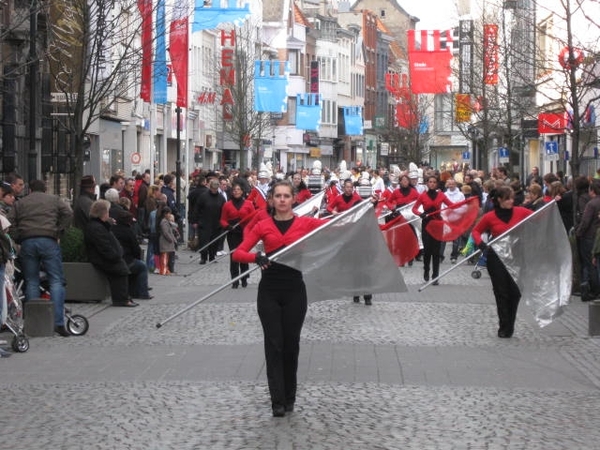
[137,0,153,102]
[407,29,453,94]
[153,0,168,104]
[425,197,479,242]
[490,201,571,327]
[192,0,250,33]
[254,61,290,113]
[293,191,324,218]
[169,0,189,108]
[295,94,322,131]
[343,106,363,135]
[379,215,420,267]
[275,201,407,301]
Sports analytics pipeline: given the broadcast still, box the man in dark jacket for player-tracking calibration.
[73,175,97,230]
[192,179,225,264]
[8,179,73,335]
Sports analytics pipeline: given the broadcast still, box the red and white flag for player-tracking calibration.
[407,29,453,94]
[169,0,190,108]
[425,197,479,242]
[379,215,420,267]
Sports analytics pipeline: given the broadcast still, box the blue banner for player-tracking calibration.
[153,0,167,104]
[254,61,289,113]
[192,0,251,33]
[295,94,321,131]
[343,106,363,135]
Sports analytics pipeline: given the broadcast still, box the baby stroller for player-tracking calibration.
[461,234,488,279]
[14,264,89,336]
[2,268,29,352]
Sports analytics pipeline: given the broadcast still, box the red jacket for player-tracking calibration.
[233,215,326,264]
[472,207,532,245]
[325,185,342,205]
[387,186,419,209]
[295,188,312,204]
[247,187,268,210]
[412,190,454,220]
[327,192,362,214]
[219,199,255,229]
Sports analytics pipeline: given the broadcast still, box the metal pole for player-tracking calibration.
[28,0,38,182]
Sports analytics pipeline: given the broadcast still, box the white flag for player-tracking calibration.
[293,191,325,218]
[491,201,571,327]
[275,201,408,301]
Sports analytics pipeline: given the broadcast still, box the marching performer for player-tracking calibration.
[247,163,271,210]
[471,185,532,338]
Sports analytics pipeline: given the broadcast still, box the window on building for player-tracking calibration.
[288,50,300,75]
[434,94,456,132]
[288,96,297,125]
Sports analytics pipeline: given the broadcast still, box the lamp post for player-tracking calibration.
[28,0,38,182]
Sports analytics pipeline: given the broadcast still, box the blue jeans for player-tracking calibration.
[20,237,65,326]
[128,259,150,298]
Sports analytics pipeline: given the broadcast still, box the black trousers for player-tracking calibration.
[421,224,441,278]
[106,274,129,304]
[257,280,307,407]
[226,232,248,281]
[487,249,521,335]
[199,227,220,261]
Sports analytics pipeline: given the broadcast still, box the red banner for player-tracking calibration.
[168,3,189,108]
[380,215,420,267]
[455,93,472,123]
[425,197,480,242]
[407,30,453,94]
[538,112,567,134]
[137,0,152,102]
[483,24,499,85]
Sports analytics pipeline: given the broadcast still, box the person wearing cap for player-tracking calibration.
[73,175,97,230]
[247,168,271,210]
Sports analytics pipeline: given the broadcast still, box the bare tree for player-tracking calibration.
[44,0,145,190]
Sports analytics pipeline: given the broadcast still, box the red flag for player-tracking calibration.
[425,197,479,241]
[137,0,152,102]
[380,215,420,266]
[407,30,453,94]
[169,1,189,108]
[538,112,567,134]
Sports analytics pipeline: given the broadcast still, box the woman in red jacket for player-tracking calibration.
[292,172,312,206]
[412,175,455,284]
[472,185,532,338]
[219,181,255,288]
[232,180,326,417]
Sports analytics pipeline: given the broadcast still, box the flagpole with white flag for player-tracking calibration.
[420,201,571,327]
[157,200,407,328]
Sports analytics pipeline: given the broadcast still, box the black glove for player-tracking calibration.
[477,242,488,252]
[420,212,427,220]
[255,253,270,268]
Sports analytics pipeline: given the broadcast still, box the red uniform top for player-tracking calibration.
[471,206,532,245]
[326,191,362,214]
[412,190,454,220]
[243,208,270,235]
[246,186,268,210]
[219,199,255,230]
[295,188,312,204]
[388,186,419,209]
[325,185,342,205]
[233,215,326,264]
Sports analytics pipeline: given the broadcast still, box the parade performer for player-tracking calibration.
[292,172,312,206]
[326,179,362,215]
[219,181,255,288]
[471,185,532,338]
[232,180,327,417]
[412,175,455,284]
[247,164,271,210]
[388,174,419,211]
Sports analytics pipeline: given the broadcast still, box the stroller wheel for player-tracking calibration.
[12,334,29,353]
[67,314,89,336]
[471,270,482,279]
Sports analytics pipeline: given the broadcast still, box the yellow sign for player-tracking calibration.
[309,147,321,158]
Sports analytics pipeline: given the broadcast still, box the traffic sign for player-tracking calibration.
[545,141,559,155]
[498,147,509,163]
[462,151,471,161]
[131,152,141,165]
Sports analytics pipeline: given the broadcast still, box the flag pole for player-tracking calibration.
[156,200,374,328]
[418,200,556,291]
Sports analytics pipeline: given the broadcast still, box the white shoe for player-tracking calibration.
[216,251,227,256]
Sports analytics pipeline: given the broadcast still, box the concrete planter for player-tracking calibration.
[63,262,111,303]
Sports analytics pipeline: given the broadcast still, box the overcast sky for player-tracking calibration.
[402,0,460,30]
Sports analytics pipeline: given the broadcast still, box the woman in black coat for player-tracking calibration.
[84,199,138,307]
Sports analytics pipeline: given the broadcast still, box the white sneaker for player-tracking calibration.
[216,250,227,256]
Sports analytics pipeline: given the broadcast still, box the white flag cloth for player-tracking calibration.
[293,191,324,217]
[490,201,571,327]
[275,200,408,301]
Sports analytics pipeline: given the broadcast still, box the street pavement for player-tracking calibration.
[1,246,600,450]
